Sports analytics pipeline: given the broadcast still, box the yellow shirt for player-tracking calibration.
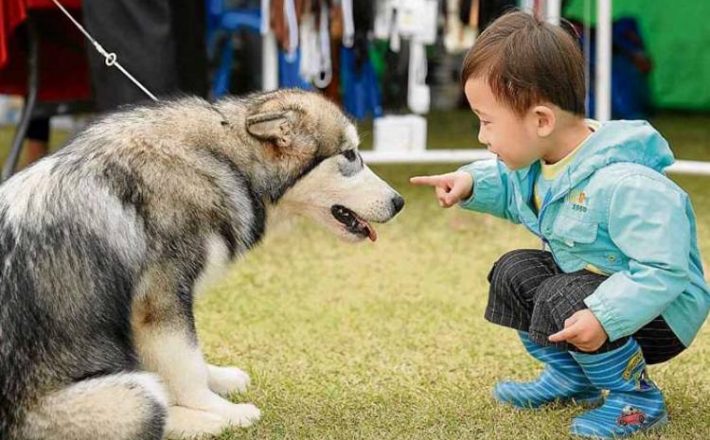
[534,120,601,211]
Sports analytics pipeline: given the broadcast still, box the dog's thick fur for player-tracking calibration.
[0,89,403,439]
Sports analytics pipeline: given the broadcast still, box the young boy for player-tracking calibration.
[411,11,709,439]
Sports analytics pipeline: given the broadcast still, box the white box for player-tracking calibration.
[373,114,427,153]
[396,0,438,44]
[0,95,22,126]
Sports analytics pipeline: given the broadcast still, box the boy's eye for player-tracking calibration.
[481,120,491,126]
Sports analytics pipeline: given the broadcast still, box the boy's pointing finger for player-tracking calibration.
[409,175,442,186]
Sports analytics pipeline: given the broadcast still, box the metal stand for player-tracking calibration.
[2,19,39,182]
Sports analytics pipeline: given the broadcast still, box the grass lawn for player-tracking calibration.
[1,111,709,439]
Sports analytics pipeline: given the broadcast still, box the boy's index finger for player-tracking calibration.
[548,326,576,343]
[409,175,443,186]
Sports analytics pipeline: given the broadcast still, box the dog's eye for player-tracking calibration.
[342,150,357,161]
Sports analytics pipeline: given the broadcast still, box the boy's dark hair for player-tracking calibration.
[461,11,586,116]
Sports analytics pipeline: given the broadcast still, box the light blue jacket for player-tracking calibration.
[460,120,709,347]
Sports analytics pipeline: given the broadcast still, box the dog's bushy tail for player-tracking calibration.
[13,372,168,440]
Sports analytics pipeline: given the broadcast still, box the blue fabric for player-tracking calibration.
[278,50,314,90]
[584,18,651,119]
[570,339,667,438]
[205,4,261,98]
[493,332,602,408]
[340,46,383,120]
[458,120,709,347]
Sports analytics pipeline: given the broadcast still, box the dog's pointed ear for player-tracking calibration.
[245,110,300,148]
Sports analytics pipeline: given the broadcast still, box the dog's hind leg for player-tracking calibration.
[16,372,167,440]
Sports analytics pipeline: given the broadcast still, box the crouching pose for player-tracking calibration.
[411,11,709,439]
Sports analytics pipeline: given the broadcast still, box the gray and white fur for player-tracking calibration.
[0,89,404,439]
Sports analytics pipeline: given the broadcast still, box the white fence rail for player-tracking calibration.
[361,149,710,176]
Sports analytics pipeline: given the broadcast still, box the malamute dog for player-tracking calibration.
[0,89,404,439]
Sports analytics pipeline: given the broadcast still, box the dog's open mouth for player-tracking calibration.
[331,205,377,241]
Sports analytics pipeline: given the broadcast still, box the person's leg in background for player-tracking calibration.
[82,0,207,112]
[23,116,50,166]
[170,0,208,98]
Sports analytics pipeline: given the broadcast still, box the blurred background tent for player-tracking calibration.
[0,0,708,173]
[564,0,709,112]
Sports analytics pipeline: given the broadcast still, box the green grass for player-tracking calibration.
[1,112,709,439]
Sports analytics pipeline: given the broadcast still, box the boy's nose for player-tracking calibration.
[477,129,487,145]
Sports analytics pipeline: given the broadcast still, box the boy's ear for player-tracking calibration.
[532,105,556,138]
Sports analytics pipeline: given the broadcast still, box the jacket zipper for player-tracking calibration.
[538,190,553,250]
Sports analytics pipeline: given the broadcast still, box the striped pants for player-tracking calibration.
[485,249,686,364]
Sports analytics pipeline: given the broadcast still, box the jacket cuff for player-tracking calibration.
[584,294,625,342]
[457,160,498,213]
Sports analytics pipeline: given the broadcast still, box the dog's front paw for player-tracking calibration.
[215,402,261,428]
[207,365,251,395]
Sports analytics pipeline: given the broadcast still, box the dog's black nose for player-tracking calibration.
[391,195,405,215]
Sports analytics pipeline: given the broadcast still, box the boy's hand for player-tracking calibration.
[548,309,608,352]
[409,171,474,208]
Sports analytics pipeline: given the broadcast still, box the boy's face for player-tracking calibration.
[464,77,543,170]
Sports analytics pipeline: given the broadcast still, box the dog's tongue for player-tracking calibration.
[366,223,378,242]
[360,219,377,242]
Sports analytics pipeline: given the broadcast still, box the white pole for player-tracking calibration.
[520,0,535,14]
[262,33,278,91]
[595,0,612,121]
[361,150,710,175]
[261,0,278,91]
[583,0,592,116]
[547,0,561,25]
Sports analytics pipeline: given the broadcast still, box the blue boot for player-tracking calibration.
[570,338,668,438]
[493,332,603,408]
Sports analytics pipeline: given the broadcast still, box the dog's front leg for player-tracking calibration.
[207,364,251,396]
[132,290,260,437]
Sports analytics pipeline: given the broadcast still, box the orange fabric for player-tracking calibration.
[270,0,308,51]
[468,0,479,28]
